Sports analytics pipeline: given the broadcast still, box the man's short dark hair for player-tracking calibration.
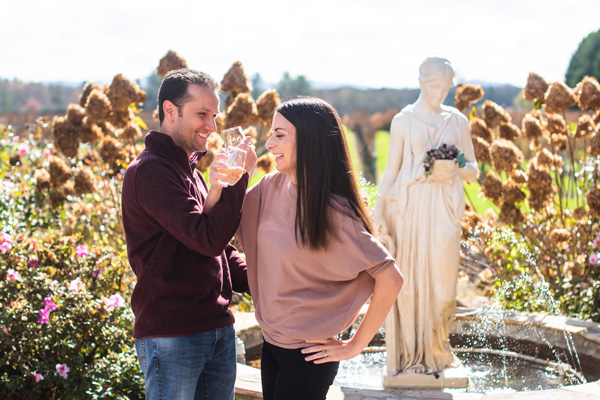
[157,68,220,125]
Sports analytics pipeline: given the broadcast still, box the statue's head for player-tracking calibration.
[418,57,454,108]
[418,57,454,85]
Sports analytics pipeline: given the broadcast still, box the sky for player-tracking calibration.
[1,0,599,90]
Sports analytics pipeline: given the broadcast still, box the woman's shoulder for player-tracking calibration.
[252,171,286,188]
[329,195,361,224]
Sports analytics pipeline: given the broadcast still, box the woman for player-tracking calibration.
[372,57,479,377]
[237,98,403,399]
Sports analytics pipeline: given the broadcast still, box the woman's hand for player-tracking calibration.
[238,136,257,173]
[301,338,363,364]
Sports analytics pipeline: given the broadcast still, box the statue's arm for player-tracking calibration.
[456,113,479,182]
[373,114,406,225]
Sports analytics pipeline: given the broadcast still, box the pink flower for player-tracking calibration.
[12,136,20,143]
[0,232,14,254]
[67,277,82,295]
[92,268,102,278]
[32,371,44,382]
[3,327,8,334]
[42,148,53,157]
[75,244,89,258]
[17,142,30,156]
[6,269,22,283]
[29,256,38,267]
[37,307,50,324]
[590,253,600,265]
[44,296,58,311]
[55,363,69,379]
[103,294,126,311]
[593,236,600,249]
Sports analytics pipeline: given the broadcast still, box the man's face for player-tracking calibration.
[166,84,219,157]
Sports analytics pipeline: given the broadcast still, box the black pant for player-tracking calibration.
[261,340,340,400]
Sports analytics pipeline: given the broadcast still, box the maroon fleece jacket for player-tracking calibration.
[121,131,249,338]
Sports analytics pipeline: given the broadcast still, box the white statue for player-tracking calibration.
[373,57,479,382]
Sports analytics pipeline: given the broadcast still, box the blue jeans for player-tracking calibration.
[135,326,236,400]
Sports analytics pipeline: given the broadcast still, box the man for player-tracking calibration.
[121,68,257,400]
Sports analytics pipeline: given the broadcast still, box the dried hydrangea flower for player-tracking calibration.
[523,72,548,102]
[546,113,567,135]
[482,170,503,205]
[502,180,526,204]
[549,228,570,250]
[472,136,491,163]
[454,84,484,111]
[572,206,588,222]
[490,139,523,175]
[225,93,258,128]
[79,82,104,107]
[589,132,600,156]
[470,117,493,143]
[157,50,188,78]
[256,89,281,126]
[73,167,96,196]
[106,74,146,111]
[498,122,521,141]
[34,169,51,192]
[118,121,142,142]
[52,116,79,158]
[196,133,224,173]
[215,113,225,134]
[521,112,544,140]
[99,136,126,166]
[534,148,554,171]
[221,61,252,94]
[256,153,276,175]
[550,133,568,152]
[244,126,257,140]
[512,169,528,184]
[80,117,104,144]
[483,100,511,129]
[499,202,524,225]
[574,114,595,139]
[66,104,86,126]
[110,108,134,129]
[49,156,72,187]
[526,159,554,211]
[575,76,600,110]
[544,81,576,113]
[85,89,112,124]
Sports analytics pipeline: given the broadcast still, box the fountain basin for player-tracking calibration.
[233,309,600,399]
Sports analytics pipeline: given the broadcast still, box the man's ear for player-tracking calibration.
[163,100,177,123]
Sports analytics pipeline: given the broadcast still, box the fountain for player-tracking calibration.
[234,306,600,399]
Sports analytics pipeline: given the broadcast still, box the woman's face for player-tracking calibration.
[266,112,297,182]
[420,79,452,109]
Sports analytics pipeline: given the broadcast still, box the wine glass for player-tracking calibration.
[217,146,247,186]
[222,126,245,149]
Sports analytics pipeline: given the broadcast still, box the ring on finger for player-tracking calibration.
[322,350,327,358]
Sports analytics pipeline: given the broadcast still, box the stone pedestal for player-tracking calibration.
[383,363,469,389]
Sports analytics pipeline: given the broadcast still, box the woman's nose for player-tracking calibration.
[265,136,274,149]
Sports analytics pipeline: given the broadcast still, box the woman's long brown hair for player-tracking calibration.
[276,98,374,250]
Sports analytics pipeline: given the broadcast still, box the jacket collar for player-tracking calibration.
[144,130,206,172]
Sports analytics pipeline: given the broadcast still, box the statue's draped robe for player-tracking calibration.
[381,105,478,375]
